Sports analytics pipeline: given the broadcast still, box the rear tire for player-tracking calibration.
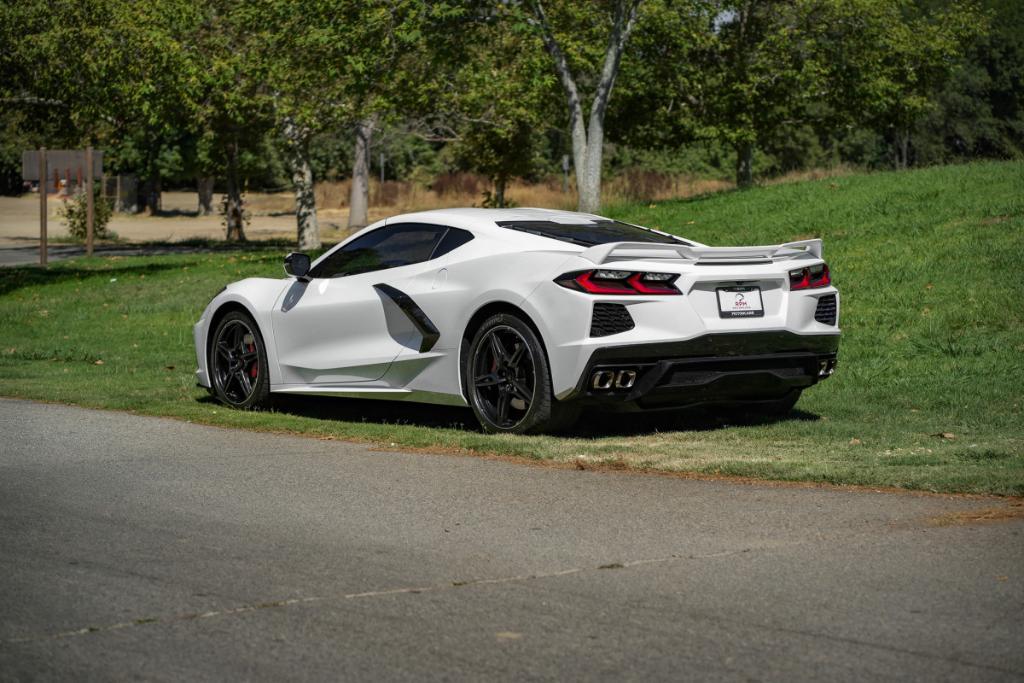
[209,310,272,410]
[465,313,579,434]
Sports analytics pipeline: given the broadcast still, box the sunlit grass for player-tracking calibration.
[1,161,1022,494]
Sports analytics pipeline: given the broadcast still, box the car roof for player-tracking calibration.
[383,207,613,233]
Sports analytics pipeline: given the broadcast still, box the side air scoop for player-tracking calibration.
[373,284,441,353]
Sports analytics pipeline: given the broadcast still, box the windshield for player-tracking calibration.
[495,219,691,247]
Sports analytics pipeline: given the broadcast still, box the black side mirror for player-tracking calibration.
[284,252,311,280]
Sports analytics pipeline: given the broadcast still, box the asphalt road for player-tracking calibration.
[0,398,1021,681]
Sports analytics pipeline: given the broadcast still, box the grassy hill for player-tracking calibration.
[2,161,1022,494]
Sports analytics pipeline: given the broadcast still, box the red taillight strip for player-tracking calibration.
[576,271,635,295]
[789,264,830,290]
[626,273,681,295]
[556,270,681,295]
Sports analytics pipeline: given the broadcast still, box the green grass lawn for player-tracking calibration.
[2,161,1022,494]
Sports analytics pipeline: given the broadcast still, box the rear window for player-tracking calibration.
[495,220,690,247]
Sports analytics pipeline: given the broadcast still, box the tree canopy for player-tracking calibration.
[1,0,1017,231]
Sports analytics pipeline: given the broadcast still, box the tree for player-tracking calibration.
[258,1,369,247]
[342,2,479,228]
[182,2,278,241]
[0,0,199,208]
[698,1,829,187]
[259,1,462,240]
[446,14,556,206]
[515,0,644,212]
[634,0,985,185]
[915,0,1022,162]
[812,0,986,169]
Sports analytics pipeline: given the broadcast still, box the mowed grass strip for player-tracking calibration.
[1,161,1022,494]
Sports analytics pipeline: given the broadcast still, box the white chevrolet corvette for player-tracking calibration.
[194,208,839,433]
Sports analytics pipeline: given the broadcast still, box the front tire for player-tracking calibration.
[465,313,578,434]
[209,310,271,410]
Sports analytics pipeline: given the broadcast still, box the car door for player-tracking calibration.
[271,223,449,385]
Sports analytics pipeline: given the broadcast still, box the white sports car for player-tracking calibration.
[194,208,839,433]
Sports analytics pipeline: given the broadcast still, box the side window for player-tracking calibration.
[430,227,474,259]
[310,223,447,278]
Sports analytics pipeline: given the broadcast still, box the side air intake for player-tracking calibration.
[814,294,837,325]
[590,303,635,337]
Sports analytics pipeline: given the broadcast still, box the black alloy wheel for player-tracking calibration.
[210,311,270,409]
[471,324,536,430]
[466,313,579,434]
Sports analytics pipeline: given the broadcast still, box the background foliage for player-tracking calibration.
[0,0,1019,207]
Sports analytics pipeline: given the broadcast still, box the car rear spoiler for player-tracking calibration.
[579,238,823,265]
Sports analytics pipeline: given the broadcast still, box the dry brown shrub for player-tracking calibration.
[316,180,350,209]
[373,180,409,207]
[611,169,676,201]
[432,172,484,198]
[244,191,295,215]
[765,165,856,186]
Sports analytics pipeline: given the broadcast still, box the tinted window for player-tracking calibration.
[495,220,690,247]
[310,223,447,278]
[430,227,474,258]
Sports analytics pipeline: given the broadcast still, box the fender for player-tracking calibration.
[196,278,290,387]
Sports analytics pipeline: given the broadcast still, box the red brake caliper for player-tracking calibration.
[249,343,258,378]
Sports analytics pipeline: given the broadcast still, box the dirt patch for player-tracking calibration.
[366,440,1019,501]
[926,501,1024,526]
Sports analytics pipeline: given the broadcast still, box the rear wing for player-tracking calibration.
[579,239,822,265]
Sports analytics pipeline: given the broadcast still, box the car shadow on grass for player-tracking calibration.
[204,393,821,439]
[0,261,189,296]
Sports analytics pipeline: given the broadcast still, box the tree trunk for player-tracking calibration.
[283,118,321,250]
[533,1,641,214]
[568,87,590,211]
[494,175,506,208]
[348,117,374,230]
[142,173,162,215]
[579,115,604,213]
[224,142,247,242]
[895,130,910,170]
[197,176,215,215]
[735,141,754,188]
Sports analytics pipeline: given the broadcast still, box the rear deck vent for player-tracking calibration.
[591,303,635,337]
[814,295,837,325]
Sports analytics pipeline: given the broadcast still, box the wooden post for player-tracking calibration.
[86,146,94,256]
[39,148,47,267]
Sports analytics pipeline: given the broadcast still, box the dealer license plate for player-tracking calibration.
[717,286,764,318]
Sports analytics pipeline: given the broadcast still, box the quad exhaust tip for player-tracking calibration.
[591,369,637,391]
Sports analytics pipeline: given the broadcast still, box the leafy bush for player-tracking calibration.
[58,186,114,240]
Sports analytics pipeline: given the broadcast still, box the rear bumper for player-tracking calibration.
[565,331,839,411]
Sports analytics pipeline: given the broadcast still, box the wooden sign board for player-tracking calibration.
[22,149,103,181]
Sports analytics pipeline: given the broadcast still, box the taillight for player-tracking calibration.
[555,270,681,295]
[789,263,830,290]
